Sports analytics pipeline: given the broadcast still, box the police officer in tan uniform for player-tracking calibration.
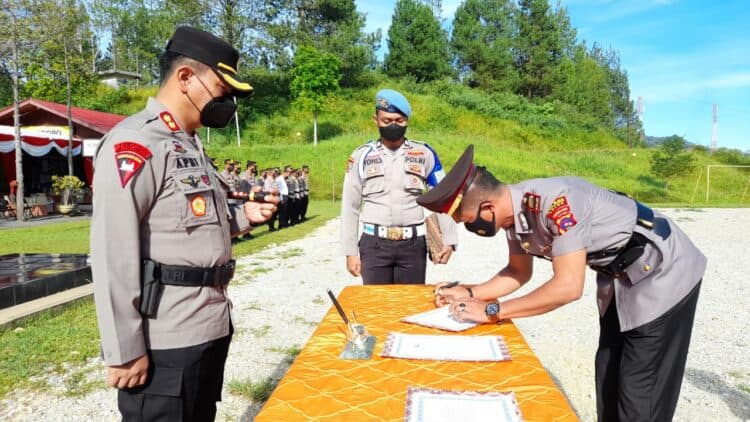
[91,27,276,421]
[420,145,706,422]
[341,89,457,284]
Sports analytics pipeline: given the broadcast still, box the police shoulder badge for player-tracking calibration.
[546,195,577,234]
[160,111,180,132]
[522,192,541,213]
[114,142,152,188]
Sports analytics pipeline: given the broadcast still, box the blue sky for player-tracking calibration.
[355,0,750,151]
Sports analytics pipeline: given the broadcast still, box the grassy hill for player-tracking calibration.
[104,79,748,206]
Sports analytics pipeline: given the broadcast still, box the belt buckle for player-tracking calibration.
[386,227,403,240]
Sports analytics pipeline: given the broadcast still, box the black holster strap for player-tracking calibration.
[590,233,648,277]
[146,259,235,287]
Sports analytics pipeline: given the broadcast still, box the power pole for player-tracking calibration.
[710,104,718,152]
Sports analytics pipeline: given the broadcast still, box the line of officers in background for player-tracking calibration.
[219,159,310,232]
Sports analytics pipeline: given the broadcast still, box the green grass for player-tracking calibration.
[227,377,277,402]
[0,298,100,398]
[0,199,340,400]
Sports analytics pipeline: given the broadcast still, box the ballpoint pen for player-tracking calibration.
[434,281,459,295]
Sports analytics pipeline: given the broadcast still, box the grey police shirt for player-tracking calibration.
[504,176,706,331]
[91,98,233,365]
[340,139,457,256]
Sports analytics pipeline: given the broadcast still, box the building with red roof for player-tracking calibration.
[0,99,126,197]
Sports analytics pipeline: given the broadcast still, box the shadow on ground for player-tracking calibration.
[684,367,750,420]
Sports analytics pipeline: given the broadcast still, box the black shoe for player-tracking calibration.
[269,227,276,232]
[243,233,254,239]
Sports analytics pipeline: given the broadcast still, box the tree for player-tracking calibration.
[290,46,341,146]
[385,0,452,82]
[0,0,41,221]
[553,44,611,124]
[451,0,517,91]
[650,135,695,189]
[514,0,564,99]
[294,0,379,86]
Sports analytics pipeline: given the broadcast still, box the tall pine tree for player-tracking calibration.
[451,0,517,92]
[514,0,564,99]
[385,0,451,82]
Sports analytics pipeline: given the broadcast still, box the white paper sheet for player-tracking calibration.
[381,333,511,362]
[404,387,523,422]
[401,306,479,332]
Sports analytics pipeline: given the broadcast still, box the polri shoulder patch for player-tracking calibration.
[114,142,152,188]
[547,195,577,234]
[160,111,180,132]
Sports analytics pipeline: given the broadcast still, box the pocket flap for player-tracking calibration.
[141,366,183,397]
[624,242,662,285]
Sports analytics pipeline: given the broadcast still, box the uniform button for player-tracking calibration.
[521,242,530,250]
[643,264,651,271]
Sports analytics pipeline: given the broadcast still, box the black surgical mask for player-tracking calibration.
[464,203,497,237]
[379,123,407,142]
[193,74,237,128]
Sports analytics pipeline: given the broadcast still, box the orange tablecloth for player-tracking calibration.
[255,285,578,421]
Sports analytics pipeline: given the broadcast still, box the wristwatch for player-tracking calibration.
[485,301,501,322]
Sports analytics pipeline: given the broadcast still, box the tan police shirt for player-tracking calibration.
[340,139,458,256]
[505,176,706,331]
[91,98,234,365]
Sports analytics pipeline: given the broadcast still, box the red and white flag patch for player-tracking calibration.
[114,142,152,188]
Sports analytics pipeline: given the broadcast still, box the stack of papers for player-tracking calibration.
[404,387,522,422]
[401,306,478,332]
[381,333,511,362]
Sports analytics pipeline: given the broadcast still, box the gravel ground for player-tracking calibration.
[1,208,748,421]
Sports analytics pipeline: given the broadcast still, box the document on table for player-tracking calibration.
[401,305,478,332]
[381,333,511,362]
[404,387,522,422]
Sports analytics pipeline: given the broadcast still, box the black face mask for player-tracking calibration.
[200,95,236,128]
[193,74,237,129]
[379,123,407,142]
[464,203,497,237]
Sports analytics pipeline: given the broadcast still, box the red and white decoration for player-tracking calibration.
[0,125,82,157]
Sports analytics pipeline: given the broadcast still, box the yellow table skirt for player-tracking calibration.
[255,285,579,421]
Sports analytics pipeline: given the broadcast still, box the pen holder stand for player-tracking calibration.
[339,323,376,360]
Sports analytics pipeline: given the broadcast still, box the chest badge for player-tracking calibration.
[172,140,187,153]
[190,195,207,217]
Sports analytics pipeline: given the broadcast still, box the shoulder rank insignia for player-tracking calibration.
[345,155,354,173]
[114,142,152,188]
[547,195,577,234]
[160,111,180,132]
[522,192,541,213]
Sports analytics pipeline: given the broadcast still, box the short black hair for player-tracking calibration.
[460,166,505,214]
[158,51,209,87]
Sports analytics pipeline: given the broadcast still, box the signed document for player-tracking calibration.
[405,387,522,422]
[381,333,511,362]
[404,387,522,422]
[402,305,478,332]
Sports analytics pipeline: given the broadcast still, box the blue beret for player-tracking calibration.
[375,89,412,118]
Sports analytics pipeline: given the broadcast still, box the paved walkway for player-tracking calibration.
[0,213,91,230]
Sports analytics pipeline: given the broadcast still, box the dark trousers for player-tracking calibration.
[358,233,427,285]
[289,198,299,226]
[301,195,309,220]
[596,281,701,422]
[278,199,289,228]
[118,332,232,422]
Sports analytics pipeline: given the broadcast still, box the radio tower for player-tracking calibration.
[710,104,718,151]
[636,96,645,142]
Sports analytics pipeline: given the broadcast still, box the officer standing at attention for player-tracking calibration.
[91,27,276,422]
[340,89,457,284]
[299,165,310,221]
[420,145,706,422]
[220,159,239,191]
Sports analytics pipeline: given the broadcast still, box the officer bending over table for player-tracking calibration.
[91,27,277,421]
[340,89,457,284]
[419,145,705,422]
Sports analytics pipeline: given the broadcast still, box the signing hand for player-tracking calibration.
[448,297,490,323]
[107,354,149,389]
[433,282,471,307]
[346,255,361,277]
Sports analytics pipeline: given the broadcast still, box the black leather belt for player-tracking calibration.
[146,259,236,287]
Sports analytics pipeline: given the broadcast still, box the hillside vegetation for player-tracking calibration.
[107,79,747,206]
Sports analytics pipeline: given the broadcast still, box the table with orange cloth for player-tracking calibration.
[255,285,579,421]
